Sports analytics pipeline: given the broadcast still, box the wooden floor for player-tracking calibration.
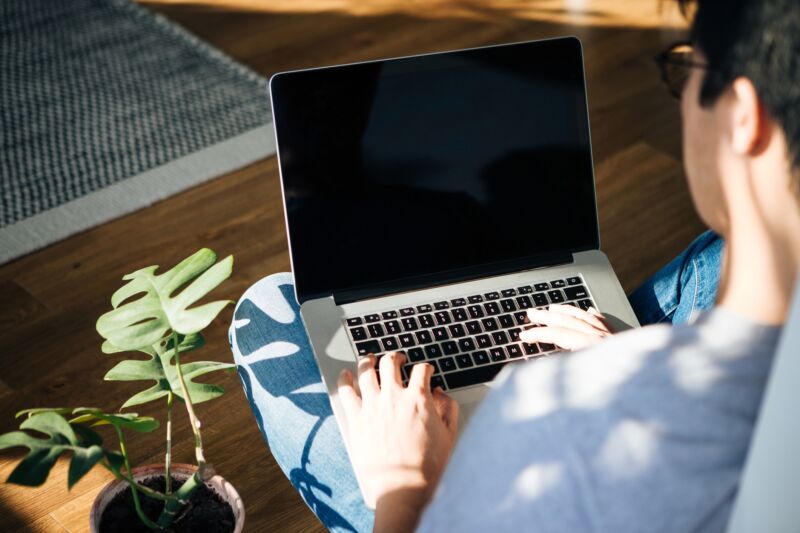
[0,1,705,531]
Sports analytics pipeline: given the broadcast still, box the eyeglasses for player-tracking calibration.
[654,41,708,99]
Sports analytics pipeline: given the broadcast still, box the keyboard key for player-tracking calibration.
[484,291,500,300]
[517,286,533,294]
[468,295,484,303]
[416,330,433,344]
[400,307,415,316]
[382,310,398,319]
[407,347,425,362]
[473,351,490,365]
[368,324,384,337]
[399,333,416,348]
[417,304,432,313]
[539,343,557,352]
[550,279,566,288]
[578,299,594,311]
[466,321,481,334]
[430,375,446,390]
[385,320,401,334]
[382,337,399,351]
[365,314,381,323]
[402,364,413,380]
[442,341,459,355]
[346,317,363,326]
[564,285,589,301]
[548,290,565,304]
[458,338,476,352]
[356,340,381,356]
[424,344,443,358]
[449,324,466,338]
[402,317,419,331]
[516,296,533,309]
[350,327,367,341]
[435,311,452,325]
[492,331,509,345]
[498,314,514,328]
[451,298,467,307]
[533,293,548,307]
[444,362,507,389]
[419,314,435,328]
[428,360,440,374]
[506,344,523,358]
[567,276,581,286]
[434,301,450,310]
[439,357,457,372]
[508,328,521,341]
[432,327,449,342]
[490,347,507,362]
[481,317,499,331]
[523,342,540,355]
[534,282,549,291]
[500,299,516,312]
[456,354,474,368]
[484,302,501,315]
[467,305,484,319]
[476,334,492,349]
[452,308,469,322]
[501,288,517,297]
[514,311,529,325]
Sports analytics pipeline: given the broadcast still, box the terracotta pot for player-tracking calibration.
[89,463,244,532]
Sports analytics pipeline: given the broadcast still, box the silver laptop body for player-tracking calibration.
[269,36,639,500]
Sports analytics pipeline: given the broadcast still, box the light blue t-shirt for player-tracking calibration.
[417,308,780,532]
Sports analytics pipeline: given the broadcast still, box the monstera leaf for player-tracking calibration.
[104,333,234,408]
[96,248,233,351]
[0,409,155,487]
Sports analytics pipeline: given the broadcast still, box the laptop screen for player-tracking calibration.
[271,37,599,303]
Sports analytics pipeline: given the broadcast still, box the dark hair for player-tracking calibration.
[679,0,800,176]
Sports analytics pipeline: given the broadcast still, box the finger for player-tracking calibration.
[337,369,362,422]
[518,326,600,351]
[408,362,434,394]
[588,307,615,332]
[527,308,606,337]
[379,351,405,391]
[357,355,380,400]
[546,304,610,333]
[433,388,459,435]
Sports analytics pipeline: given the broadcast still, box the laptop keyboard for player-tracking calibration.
[344,275,595,391]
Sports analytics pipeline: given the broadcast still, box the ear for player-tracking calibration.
[729,77,770,156]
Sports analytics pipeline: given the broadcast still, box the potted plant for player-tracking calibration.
[0,249,242,532]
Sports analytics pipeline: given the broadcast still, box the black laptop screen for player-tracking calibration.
[271,37,599,303]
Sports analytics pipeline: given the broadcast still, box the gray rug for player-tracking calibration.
[0,0,275,264]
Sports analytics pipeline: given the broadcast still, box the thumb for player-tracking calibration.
[433,388,459,435]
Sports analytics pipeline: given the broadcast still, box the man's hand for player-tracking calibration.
[520,304,613,351]
[337,352,458,529]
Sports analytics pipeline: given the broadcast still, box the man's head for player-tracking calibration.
[673,0,800,236]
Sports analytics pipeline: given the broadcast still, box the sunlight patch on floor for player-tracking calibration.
[139,0,688,29]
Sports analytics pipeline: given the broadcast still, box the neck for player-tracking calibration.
[716,165,800,325]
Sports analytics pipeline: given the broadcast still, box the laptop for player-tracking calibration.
[269,36,639,494]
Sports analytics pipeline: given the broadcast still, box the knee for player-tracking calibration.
[228,272,296,347]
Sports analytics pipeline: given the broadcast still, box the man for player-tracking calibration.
[229,0,800,530]
[334,0,800,530]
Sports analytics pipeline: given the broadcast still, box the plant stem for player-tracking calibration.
[114,426,160,530]
[165,391,173,495]
[171,331,207,475]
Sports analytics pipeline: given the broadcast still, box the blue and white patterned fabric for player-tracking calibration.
[229,273,374,532]
[0,0,269,227]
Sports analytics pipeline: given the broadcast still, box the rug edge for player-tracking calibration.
[0,124,275,265]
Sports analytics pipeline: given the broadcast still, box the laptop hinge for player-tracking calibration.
[330,251,573,306]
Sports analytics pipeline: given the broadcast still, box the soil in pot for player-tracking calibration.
[99,475,235,533]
